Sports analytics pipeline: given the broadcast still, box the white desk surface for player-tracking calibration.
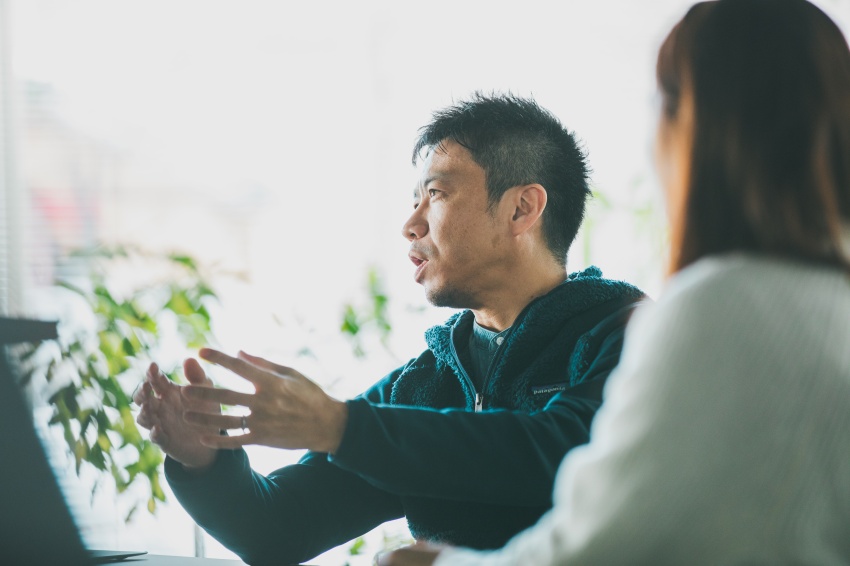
[123,554,314,565]
[123,555,245,565]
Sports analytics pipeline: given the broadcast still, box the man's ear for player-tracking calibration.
[507,184,547,236]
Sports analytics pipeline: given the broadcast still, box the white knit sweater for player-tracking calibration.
[436,254,850,565]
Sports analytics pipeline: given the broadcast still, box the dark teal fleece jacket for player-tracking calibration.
[165,267,645,565]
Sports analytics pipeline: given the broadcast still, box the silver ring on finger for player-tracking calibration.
[241,414,248,433]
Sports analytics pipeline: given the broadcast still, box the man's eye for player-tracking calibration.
[428,189,439,197]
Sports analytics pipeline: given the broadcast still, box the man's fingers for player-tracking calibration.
[375,549,430,566]
[184,411,246,430]
[182,384,254,407]
[238,351,297,377]
[199,348,270,387]
[137,390,161,413]
[136,398,163,429]
[136,410,153,430]
[375,544,444,566]
[148,364,175,396]
[184,357,211,386]
[133,381,153,405]
[199,432,251,450]
[149,424,168,446]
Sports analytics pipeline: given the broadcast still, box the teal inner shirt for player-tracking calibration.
[466,320,511,391]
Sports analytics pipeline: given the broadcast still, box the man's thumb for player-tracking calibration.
[184,357,210,385]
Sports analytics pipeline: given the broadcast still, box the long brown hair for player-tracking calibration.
[658,0,850,274]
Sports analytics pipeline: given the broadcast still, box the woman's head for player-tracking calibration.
[657,0,850,273]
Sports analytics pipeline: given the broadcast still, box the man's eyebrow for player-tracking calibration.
[413,175,440,199]
[423,173,448,187]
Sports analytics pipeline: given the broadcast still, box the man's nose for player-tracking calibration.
[401,206,427,242]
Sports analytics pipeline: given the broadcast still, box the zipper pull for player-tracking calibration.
[474,393,484,412]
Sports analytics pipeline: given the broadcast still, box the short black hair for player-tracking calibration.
[413,92,591,265]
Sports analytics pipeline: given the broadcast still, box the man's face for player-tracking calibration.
[402,140,510,309]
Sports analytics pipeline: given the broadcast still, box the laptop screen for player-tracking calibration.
[0,319,92,565]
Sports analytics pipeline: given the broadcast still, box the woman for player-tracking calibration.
[380,0,850,563]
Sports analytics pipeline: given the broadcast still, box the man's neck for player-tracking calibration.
[472,266,567,331]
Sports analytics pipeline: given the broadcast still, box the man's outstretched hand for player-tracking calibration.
[376,542,446,566]
[134,359,220,472]
[181,348,349,454]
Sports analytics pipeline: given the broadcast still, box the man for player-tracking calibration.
[134,93,645,565]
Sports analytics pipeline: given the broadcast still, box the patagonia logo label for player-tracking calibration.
[531,383,567,395]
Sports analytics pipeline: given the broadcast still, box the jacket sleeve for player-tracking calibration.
[164,370,407,566]
[328,303,638,508]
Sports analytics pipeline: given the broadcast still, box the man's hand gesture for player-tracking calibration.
[134,359,220,472]
[181,348,349,455]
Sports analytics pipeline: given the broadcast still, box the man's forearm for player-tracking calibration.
[165,447,405,564]
[329,392,602,507]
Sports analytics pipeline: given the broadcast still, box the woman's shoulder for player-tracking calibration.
[625,253,847,357]
[635,255,761,329]
[660,253,847,313]
[667,253,783,294]
[621,254,850,377]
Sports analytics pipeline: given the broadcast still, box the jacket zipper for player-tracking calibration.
[449,304,532,412]
[478,327,514,411]
[447,281,566,412]
[449,325,483,412]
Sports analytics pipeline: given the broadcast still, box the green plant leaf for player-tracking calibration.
[150,470,165,502]
[340,305,360,336]
[29,246,219,521]
[88,442,107,471]
[168,254,198,271]
[348,537,366,556]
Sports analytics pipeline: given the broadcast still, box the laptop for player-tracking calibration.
[0,317,147,565]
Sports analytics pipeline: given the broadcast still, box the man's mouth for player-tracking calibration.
[409,253,428,281]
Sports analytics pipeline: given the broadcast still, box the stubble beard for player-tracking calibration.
[424,281,481,310]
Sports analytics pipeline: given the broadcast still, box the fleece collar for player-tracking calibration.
[424,265,644,369]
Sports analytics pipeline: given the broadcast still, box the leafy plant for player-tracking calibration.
[339,267,421,559]
[340,266,393,358]
[21,246,218,521]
